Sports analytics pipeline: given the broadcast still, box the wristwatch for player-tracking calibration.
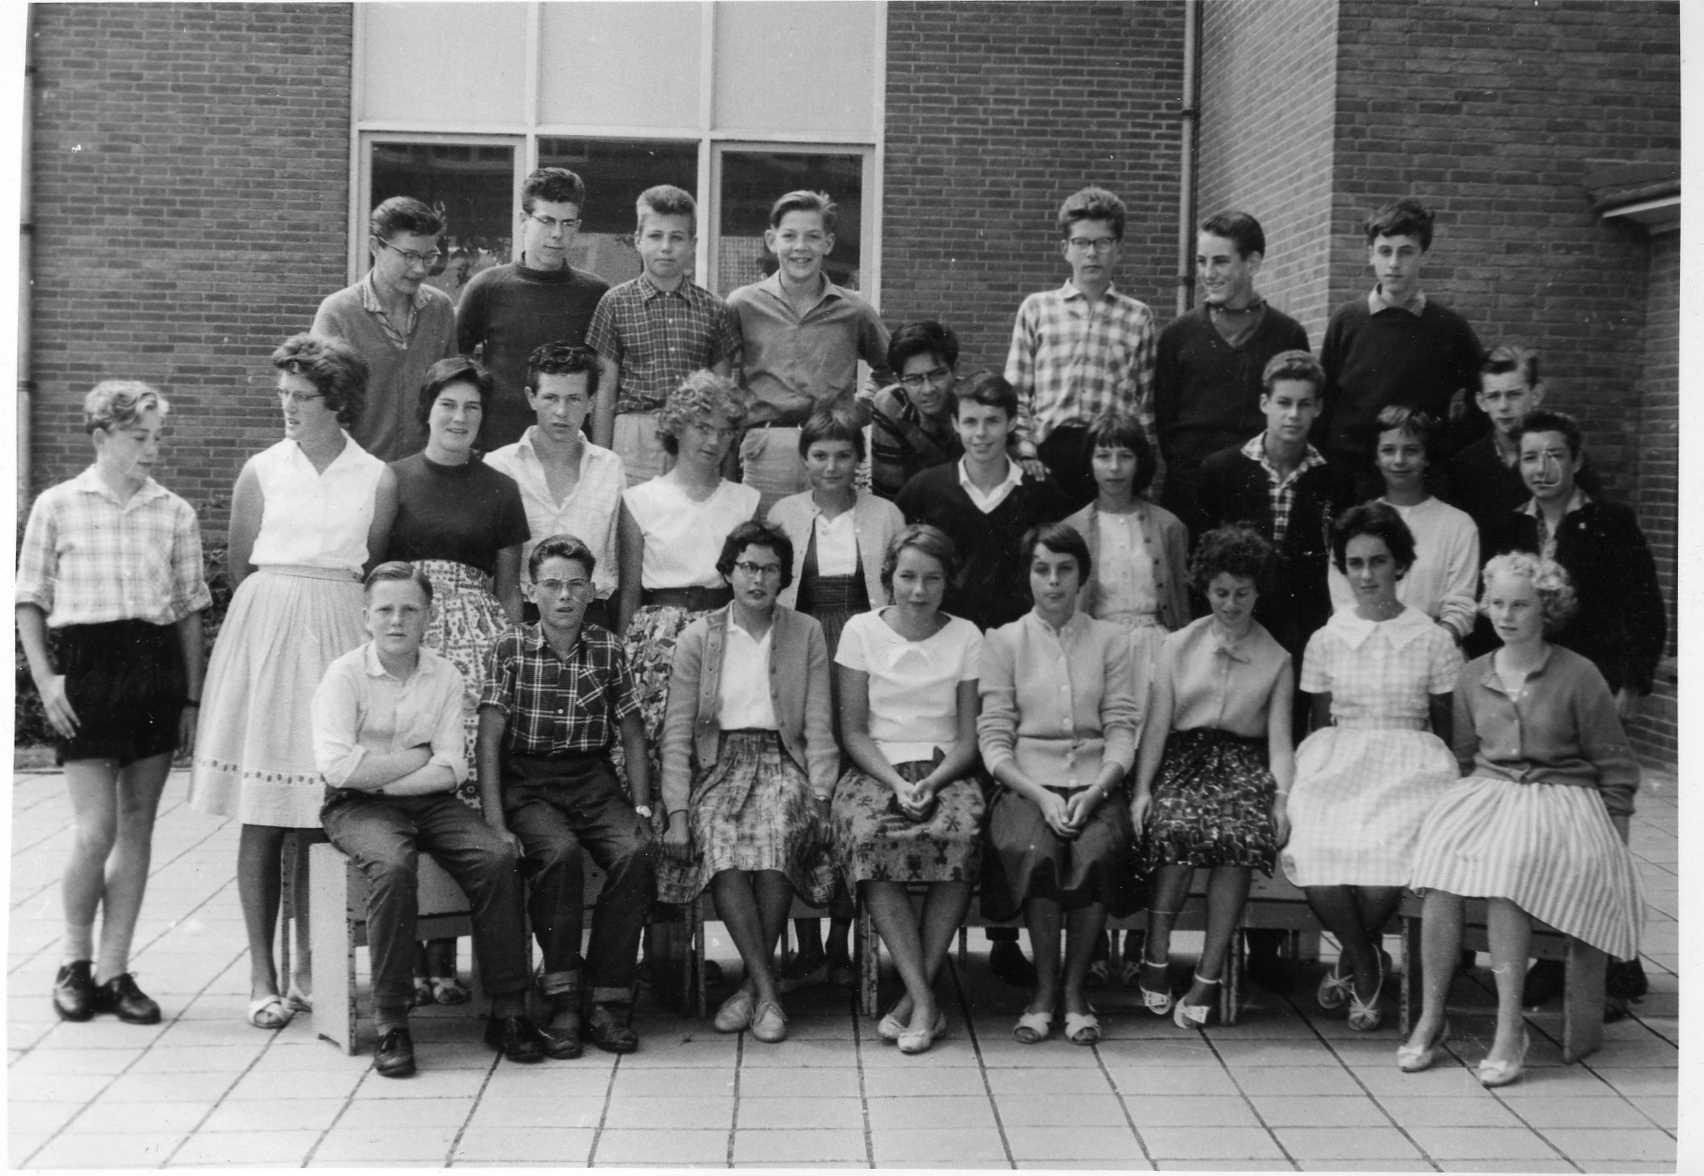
[633,804,654,819]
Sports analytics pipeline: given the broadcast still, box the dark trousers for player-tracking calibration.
[321,789,530,1019]
[502,754,657,1005]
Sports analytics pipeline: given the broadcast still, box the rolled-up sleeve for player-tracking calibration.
[975,629,1019,774]
[311,659,367,788]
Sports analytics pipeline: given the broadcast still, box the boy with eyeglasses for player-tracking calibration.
[477,534,657,1057]
[587,185,741,485]
[313,196,458,460]
[458,168,611,451]
[1004,186,1157,510]
[867,320,965,499]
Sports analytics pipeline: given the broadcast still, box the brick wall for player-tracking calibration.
[1624,229,1678,765]
[881,1,1186,375]
[27,3,353,531]
[1194,0,1339,339]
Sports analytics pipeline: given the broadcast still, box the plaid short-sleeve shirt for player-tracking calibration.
[585,275,742,414]
[479,623,641,757]
[1240,433,1328,545]
[1004,281,1157,449]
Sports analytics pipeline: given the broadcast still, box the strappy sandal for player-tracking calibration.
[246,994,294,1030]
[1346,973,1384,1032]
[1012,1008,1054,1044]
[429,975,470,1006]
[1064,1009,1101,1046]
[1172,973,1220,1030]
[1137,958,1174,1016]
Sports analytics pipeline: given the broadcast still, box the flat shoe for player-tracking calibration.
[247,994,294,1030]
[1396,1020,1450,1073]
[1477,1030,1529,1088]
[750,1000,788,1044]
[1064,1010,1101,1046]
[1012,1008,1053,1044]
[714,988,756,1033]
[877,1008,907,1044]
[284,984,313,1014]
[897,1010,945,1055]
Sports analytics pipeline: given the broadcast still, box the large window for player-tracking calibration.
[350,2,883,307]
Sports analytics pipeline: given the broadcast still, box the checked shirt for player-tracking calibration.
[479,623,641,757]
[585,275,742,414]
[1004,281,1157,449]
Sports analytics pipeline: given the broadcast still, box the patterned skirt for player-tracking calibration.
[830,759,985,886]
[1140,727,1278,874]
[1280,723,1458,888]
[657,731,836,906]
[796,571,868,659]
[623,603,715,769]
[417,559,512,807]
[190,566,365,828]
[1408,776,1646,961]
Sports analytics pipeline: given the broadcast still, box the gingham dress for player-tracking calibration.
[1280,608,1461,887]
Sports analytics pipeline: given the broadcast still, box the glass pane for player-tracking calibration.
[538,2,701,129]
[369,141,516,305]
[357,3,527,126]
[715,151,864,297]
[537,138,701,288]
[712,2,876,137]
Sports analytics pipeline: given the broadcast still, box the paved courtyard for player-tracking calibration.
[6,766,1681,1171]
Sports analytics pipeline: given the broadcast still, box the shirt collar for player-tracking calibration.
[1477,644,1557,691]
[1241,432,1326,474]
[1519,487,1591,519]
[957,457,1023,497]
[757,271,841,311]
[360,271,431,314]
[1207,622,1257,663]
[1331,604,1435,651]
[638,272,691,302]
[361,641,433,683]
[70,465,167,507]
[1367,284,1427,316]
[1060,279,1121,304]
[1025,608,1089,641]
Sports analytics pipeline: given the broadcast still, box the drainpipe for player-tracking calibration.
[18,10,34,512]
[1175,0,1200,318]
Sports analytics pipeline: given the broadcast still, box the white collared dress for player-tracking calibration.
[1280,607,1462,888]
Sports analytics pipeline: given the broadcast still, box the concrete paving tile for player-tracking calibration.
[1294,1162,1433,1172]
[593,1126,730,1165]
[8,1134,50,1168]
[731,1127,866,1164]
[8,1098,83,1136]
[336,1094,475,1127]
[4,1072,112,1108]
[602,1093,734,1129]
[1500,1093,1657,1128]
[1093,1038,1220,1067]
[453,1125,594,1163]
[1540,1127,1676,1163]
[479,1061,616,1099]
[1122,1094,1261,1129]
[348,1063,489,1099]
[1351,1061,1485,1097]
[737,1094,863,1130]
[737,1065,860,1098]
[866,1094,996,1130]
[124,1043,265,1073]
[8,1046,142,1075]
[1021,1160,1153,1170]
[65,1099,216,1134]
[1213,1037,1343,1067]
[986,1065,1114,1095]
[312,1123,460,1162]
[734,1036,858,1066]
[1107,1063,1237,1097]
[869,1126,1011,1166]
[36,1019,171,1049]
[1152,1162,1285,1171]
[976,1036,1105,1066]
[101,1070,236,1102]
[467,1093,605,1129]
[1627,1094,1676,1129]
[1402,1125,1563,1161]
[1275,1125,1423,1160]
[1006,1124,1143,1160]
[1249,1094,1392,1127]
[617,1035,739,1067]
[1234,1066,1362,1097]
[1373,1095,1522,1128]
[1137,1124,1284,1161]
[173,1130,323,1166]
[1580,1164,1686,1173]
[607,1063,732,1098]
[994,1091,1128,1126]
[1489,1066,1622,1096]
[225,1064,367,1100]
[200,1097,349,1133]
[29,1129,187,1168]
[861,1034,982,1066]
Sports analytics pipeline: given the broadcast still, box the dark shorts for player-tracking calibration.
[54,621,186,767]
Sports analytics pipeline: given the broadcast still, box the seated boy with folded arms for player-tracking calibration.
[477,534,658,1056]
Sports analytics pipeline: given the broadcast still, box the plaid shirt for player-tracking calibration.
[359,271,433,351]
[15,467,212,627]
[585,275,742,414]
[479,623,641,757]
[1240,433,1328,545]
[1004,281,1157,450]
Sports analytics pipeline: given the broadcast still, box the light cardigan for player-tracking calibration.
[1327,495,1479,639]
[767,489,903,611]
[977,609,1140,790]
[1061,499,1190,630]
[659,604,836,814]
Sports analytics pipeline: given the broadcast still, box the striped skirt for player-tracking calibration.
[416,559,511,806]
[1408,776,1645,961]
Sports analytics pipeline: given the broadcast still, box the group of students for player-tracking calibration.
[16,179,1661,1092]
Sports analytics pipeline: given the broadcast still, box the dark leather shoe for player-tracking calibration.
[375,1027,416,1078]
[484,1014,546,1063]
[539,1010,583,1060]
[586,1003,639,1054]
[53,960,97,1022]
[93,973,161,1025]
[989,940,1036,987]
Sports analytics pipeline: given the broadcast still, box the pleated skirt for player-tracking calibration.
[189,566,365,828]
[1407,776,1645,961]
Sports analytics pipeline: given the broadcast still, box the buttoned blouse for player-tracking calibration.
[311,642,467,789]
[977,610,1139,789]
[1327,496,1479,638]
[247,436,386,573]
[485,430,627,600]
[837,609,983,763]
[1451,645,1640,818]
[1300,607,1460,729]
[1162,615,1292,738]
[623,476,760,589]
[1063,499,1190,631]
[15,467,212,627]
[717,620,780,730]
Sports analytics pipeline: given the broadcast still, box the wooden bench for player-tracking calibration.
[854,870,1328,1024]
[1396,893,1605,1063]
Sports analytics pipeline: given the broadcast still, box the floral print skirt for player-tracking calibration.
[1139,727,1278,874]
[830,760,985,887]
[417,559,510,808]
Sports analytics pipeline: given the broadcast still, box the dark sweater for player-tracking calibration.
[1481,498,1665,695]
[894,463,1070,632]
[1318,296,1484,467]
[456,261,610,452]
[385,453,530,575]
[1195,445,1355,658]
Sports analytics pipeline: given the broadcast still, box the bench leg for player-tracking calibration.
[1399,914,1423,1040]
[1562,941,1607,1063]
[855,899,880,1018]
[1222,929,1244,1026]
[308,844,357,1055]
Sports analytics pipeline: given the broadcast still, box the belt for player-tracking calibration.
[642,585,733,611]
